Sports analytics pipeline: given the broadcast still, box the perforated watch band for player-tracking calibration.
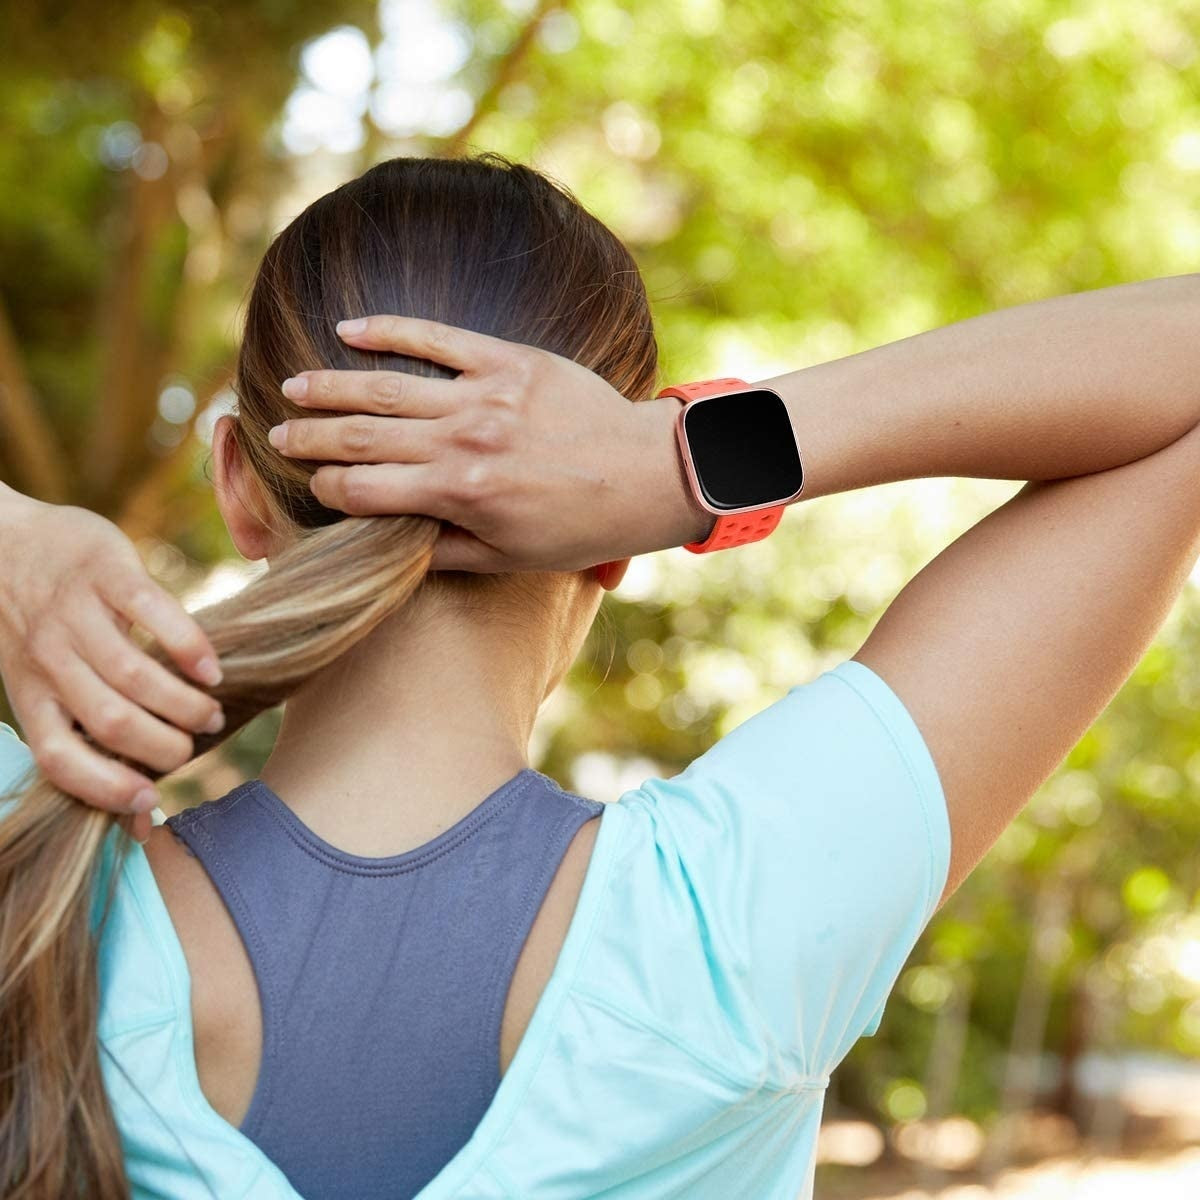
[657,377,789,554]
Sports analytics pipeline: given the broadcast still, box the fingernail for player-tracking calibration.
[337,318,367,337]
[132,788,159,813]
[203,709,226,735]
[196,655,223,686]
[281,376,308,399]
[268,423,289,451]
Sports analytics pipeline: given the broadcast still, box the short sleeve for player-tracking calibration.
[626,658,950,1082]
[0,722,34,800]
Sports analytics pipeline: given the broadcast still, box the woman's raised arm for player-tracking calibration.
[757,274,1200,904]
[276,276,1200,907]
[763,274,1200,498]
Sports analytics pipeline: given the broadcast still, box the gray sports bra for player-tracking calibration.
[165,767,602,1199]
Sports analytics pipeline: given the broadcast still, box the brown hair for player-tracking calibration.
[0,152,659,1198]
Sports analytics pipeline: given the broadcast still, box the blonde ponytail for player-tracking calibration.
[0,512,439,1198]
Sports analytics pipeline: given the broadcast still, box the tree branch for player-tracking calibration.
[84,100,185,511]
[440,0,564,157]
[0,293,69,502]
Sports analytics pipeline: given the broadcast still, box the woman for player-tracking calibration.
[2,152,1200,1200]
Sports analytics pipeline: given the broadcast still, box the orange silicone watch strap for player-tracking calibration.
[657,377,790,554]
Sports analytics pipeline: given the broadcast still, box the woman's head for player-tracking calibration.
[212,151,659,702]
[0,153,659,1198]
[231,152,659,534]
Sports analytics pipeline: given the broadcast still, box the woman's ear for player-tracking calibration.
[212,415,277,561]
[593,559,632,591]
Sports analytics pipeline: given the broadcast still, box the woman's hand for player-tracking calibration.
[267,316,713,572]
[0,485,224,840]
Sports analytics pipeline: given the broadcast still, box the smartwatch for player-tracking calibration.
[657,377,804,553]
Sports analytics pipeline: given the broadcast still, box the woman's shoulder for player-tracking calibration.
[573,661,950,1083]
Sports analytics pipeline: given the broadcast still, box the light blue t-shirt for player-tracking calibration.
[0,658,950,1200]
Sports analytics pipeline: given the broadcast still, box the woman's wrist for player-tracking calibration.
[630,395,715,552]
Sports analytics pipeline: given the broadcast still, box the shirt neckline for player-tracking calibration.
[123,792,630,1198]
[233,766,549,874]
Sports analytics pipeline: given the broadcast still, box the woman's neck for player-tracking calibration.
[256,599,555,857]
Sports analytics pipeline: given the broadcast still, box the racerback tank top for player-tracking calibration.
[165,767,603,1199]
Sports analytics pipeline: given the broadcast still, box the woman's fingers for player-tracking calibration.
[309,467,521,573]
[98,573,222,689]
[128,810,153,844]
[271,415,435,464]
[281,368,457,417]
[40,648,193,776]
[427,525,510,573]
[22,694,160,814]
[335,314,515,375]
[77,601,225,736]
[310,461,473,522]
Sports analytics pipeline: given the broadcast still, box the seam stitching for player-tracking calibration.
[98,1008,177,1042]
[571,984,829,1095]
[480,1161,519,1196]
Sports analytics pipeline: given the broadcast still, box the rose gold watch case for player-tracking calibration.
[671,385,806,516]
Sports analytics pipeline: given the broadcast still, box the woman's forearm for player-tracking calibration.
[760,274,1200,501]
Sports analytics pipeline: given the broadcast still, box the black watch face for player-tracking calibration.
[682,388,803,510]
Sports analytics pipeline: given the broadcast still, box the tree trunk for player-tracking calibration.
[981,878,1070,1176]
[0,295,67,501]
